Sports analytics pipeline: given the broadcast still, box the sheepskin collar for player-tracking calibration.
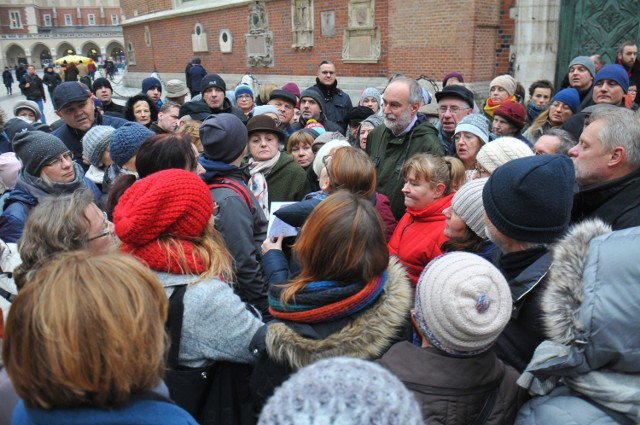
[265,259,413,370]
[542,219,611,345]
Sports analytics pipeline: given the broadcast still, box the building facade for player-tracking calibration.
[1,0,125,70]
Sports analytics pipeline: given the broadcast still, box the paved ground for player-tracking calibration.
[0,71,135,127]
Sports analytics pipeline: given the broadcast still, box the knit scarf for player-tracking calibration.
[268,271,387,323]
[17,163,85,202]
[483,95,517,118]
[121,239,208,275]
[198,155,242,183]
[526,101,546,123]
[248,151,280,218]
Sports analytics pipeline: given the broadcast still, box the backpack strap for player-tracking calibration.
[166,284,188,369]
[207,177,253,208]
[471,387,499,425]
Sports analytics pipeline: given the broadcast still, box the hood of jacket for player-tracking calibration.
[544,218,640,372]
[265,258,412,370]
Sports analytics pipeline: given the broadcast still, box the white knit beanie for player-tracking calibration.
[452,178,489,239]
[489,74,517,97]
[414,252,512,355]
[475,137,533,174]
[258,357,424,425]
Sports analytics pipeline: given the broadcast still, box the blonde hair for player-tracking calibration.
[259,83,278,104]
[157,222,235,284]
[3,251,168,410]
[402,153,463,195]
[176,120,203,153]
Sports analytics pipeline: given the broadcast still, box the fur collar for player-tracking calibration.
[265,259,412,370]
[543,219,611,344]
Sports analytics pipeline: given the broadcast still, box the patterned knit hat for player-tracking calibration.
[454,113,490,144]
[451,178,489,239]
[258,357,424,425]
[113,169,214,272]
[489,75,517,97]
[82,125,114,167]
[476,136,533,174]
[12,131,69,176]
[109,122,155,167]
[235,84,254,99]
[414,252,512,355]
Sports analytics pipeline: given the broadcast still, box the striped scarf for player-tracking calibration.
[269,271,387,323]
[483,95,517,118]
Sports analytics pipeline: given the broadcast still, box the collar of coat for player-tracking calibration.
[265,258,412,370]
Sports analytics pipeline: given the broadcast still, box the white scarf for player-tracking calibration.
[248,151,280,219]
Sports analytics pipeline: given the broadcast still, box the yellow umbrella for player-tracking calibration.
[54,55,93,65]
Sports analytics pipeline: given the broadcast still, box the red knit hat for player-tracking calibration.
[493,101,526,130]
[113,169,213,273]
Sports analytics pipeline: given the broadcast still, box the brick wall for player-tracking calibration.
[121,0,509,85]
[496,0,515,75]
[0,7,29,34]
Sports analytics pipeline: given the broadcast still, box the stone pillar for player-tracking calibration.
[512,0,561,92]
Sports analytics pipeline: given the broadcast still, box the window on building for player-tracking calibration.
[43,14,52,27]
[65,14,72,26]
[111,14,119,25]
[9,11,22,29]
[88,14,95,25]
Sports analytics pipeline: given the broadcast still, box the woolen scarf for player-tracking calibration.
[16,162,85,201]
[269,271,387,324]
[248,151,280,218]
[483,95,517,118]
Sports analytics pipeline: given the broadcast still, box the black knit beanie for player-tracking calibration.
[482,154,574,244]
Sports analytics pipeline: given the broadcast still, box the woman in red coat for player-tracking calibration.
[388,154,464,286]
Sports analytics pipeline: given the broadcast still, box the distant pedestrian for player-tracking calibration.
[18,65,46,124]
[3,67,13,95]
[42,65,61,99]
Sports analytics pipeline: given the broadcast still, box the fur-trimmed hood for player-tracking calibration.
[544,218,640,372]
[265,258,412,370]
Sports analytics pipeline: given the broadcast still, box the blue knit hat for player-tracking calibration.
[594,64,630,94]
[141,77,162,94]
[483,154,574,244]
[109,122,155,167]
[454,114,490,144]
[235,84,253,99]
[550,88,580,113]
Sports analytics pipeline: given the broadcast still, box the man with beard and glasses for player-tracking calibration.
[366,76,443,220]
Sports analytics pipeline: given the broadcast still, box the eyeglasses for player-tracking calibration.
[549,102,572,112]
[44,152,73,167]
[88,211,113,242]
[237,94,253,100]
[322,155,332,168]
[438,106,471,114]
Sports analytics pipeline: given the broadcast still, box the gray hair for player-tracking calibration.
[542,128,576,155]
[387,76,423,105]
[590,107,640,169]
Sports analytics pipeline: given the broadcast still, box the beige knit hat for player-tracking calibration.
[489,74,517,97]
[414,252,512,355]
[452,178,489,239]
[475,137,533,174]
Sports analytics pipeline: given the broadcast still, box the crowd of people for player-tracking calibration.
[0,42,639,424]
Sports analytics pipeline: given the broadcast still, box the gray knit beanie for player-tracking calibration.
[12,131,69,176]
[568,56,596,78]
[109,122,155,167]
[454,113,490,144]
[452,178,489,239]
[199,113,248,163]
[258,357,424,425]
[414,252,512,355]
[82,125,114,167]
[475,136,533,174]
